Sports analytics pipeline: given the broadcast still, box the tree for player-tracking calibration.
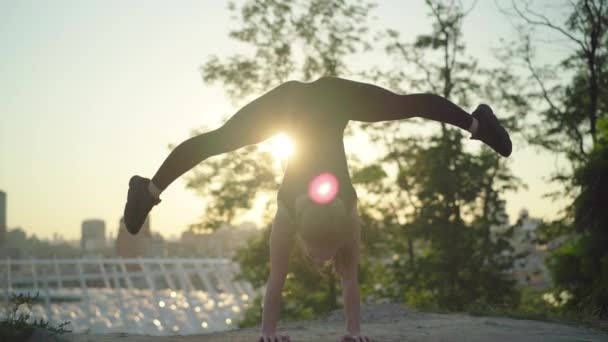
[354,0,524,311]
[548,117,608,317]
[508,0,607,153]
[503,0,608,316]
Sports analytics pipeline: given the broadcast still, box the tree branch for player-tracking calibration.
[392,40,440,93]
[462,0,479,17]
[510,0,588,52]
[522,39,561,116]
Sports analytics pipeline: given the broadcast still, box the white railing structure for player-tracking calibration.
[0,257,258,335]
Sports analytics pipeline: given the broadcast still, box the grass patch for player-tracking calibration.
[0,293,71,341]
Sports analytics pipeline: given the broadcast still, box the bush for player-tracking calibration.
[0,293,71,341]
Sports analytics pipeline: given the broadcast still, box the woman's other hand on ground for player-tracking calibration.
[338,334,377,342]
[258,334,291,342]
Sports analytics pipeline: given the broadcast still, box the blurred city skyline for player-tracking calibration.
[1,0,571,239]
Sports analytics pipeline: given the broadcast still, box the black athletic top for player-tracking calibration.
[277,88,358,218]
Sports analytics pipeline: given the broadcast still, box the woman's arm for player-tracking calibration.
[260,205,295,338]
[338,212,377,342]
[341,260,361,336]
[341,215,363,337]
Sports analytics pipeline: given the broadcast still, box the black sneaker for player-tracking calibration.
[471,104,512,157]
[123,176,161,235]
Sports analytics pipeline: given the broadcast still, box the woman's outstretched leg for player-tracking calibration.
[312,76,511,157]
[123,81,301,234]
[311,76,472,128]
[152,81,300,191]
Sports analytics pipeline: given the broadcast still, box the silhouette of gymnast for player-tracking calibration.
[123,76,511,342]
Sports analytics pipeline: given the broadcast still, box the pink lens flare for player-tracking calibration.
[308,172,339,204]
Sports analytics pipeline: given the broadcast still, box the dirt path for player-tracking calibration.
[65,304,608,342]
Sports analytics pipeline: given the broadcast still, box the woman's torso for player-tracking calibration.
[277,89,357,216]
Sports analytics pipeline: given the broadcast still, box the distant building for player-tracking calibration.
[0,191,6,246]
[0,225,20,259]
[115,216,165,257]
[169,222,257,257]
[143,232,166,257]
[488,200,510,237]
[510,209,552,289]
[81,219,106,256]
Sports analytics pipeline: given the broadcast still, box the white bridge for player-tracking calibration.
[0,257,258,335]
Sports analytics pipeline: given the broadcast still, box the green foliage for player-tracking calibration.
[0,293,71,341]
[508,0,608,169]
[233,226,272,290]
[232,200,392,327]
[599,116,608,138]
[359,0,523,312]
[351,164,387,186]
[506,0,608,318]
[546,127,608,317]
[203,0,373,102]
[186,144,278,231]
[235,225,353,326]
[238,295,264,328]
[467,287,558,321]
[466,286,608,333]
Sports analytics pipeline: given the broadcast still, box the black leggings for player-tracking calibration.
[151,77,472,190]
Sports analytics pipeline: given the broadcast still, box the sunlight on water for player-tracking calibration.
[0,288,252,335]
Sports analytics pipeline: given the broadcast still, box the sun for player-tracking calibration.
[259,132,295,163]
[272,133,294,160]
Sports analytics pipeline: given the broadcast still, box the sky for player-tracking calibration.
[1,0,572,240]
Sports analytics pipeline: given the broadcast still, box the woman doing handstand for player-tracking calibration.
[123,76,512,342]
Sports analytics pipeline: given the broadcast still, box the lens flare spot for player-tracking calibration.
[308,172,339,204]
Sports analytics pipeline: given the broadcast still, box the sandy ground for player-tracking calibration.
[61,304,608,342]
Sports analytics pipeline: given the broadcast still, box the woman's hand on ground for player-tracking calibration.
[338,334,377,342]
[258,334,291,342]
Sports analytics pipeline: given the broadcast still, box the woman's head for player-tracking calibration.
[294,194,354,268]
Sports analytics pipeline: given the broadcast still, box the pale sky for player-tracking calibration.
[1,0,571,240]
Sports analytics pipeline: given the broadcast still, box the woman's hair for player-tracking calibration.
[294,194,351,245]
[294,194,356,275]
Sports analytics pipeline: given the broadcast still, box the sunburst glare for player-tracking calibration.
[259,132,295,164]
